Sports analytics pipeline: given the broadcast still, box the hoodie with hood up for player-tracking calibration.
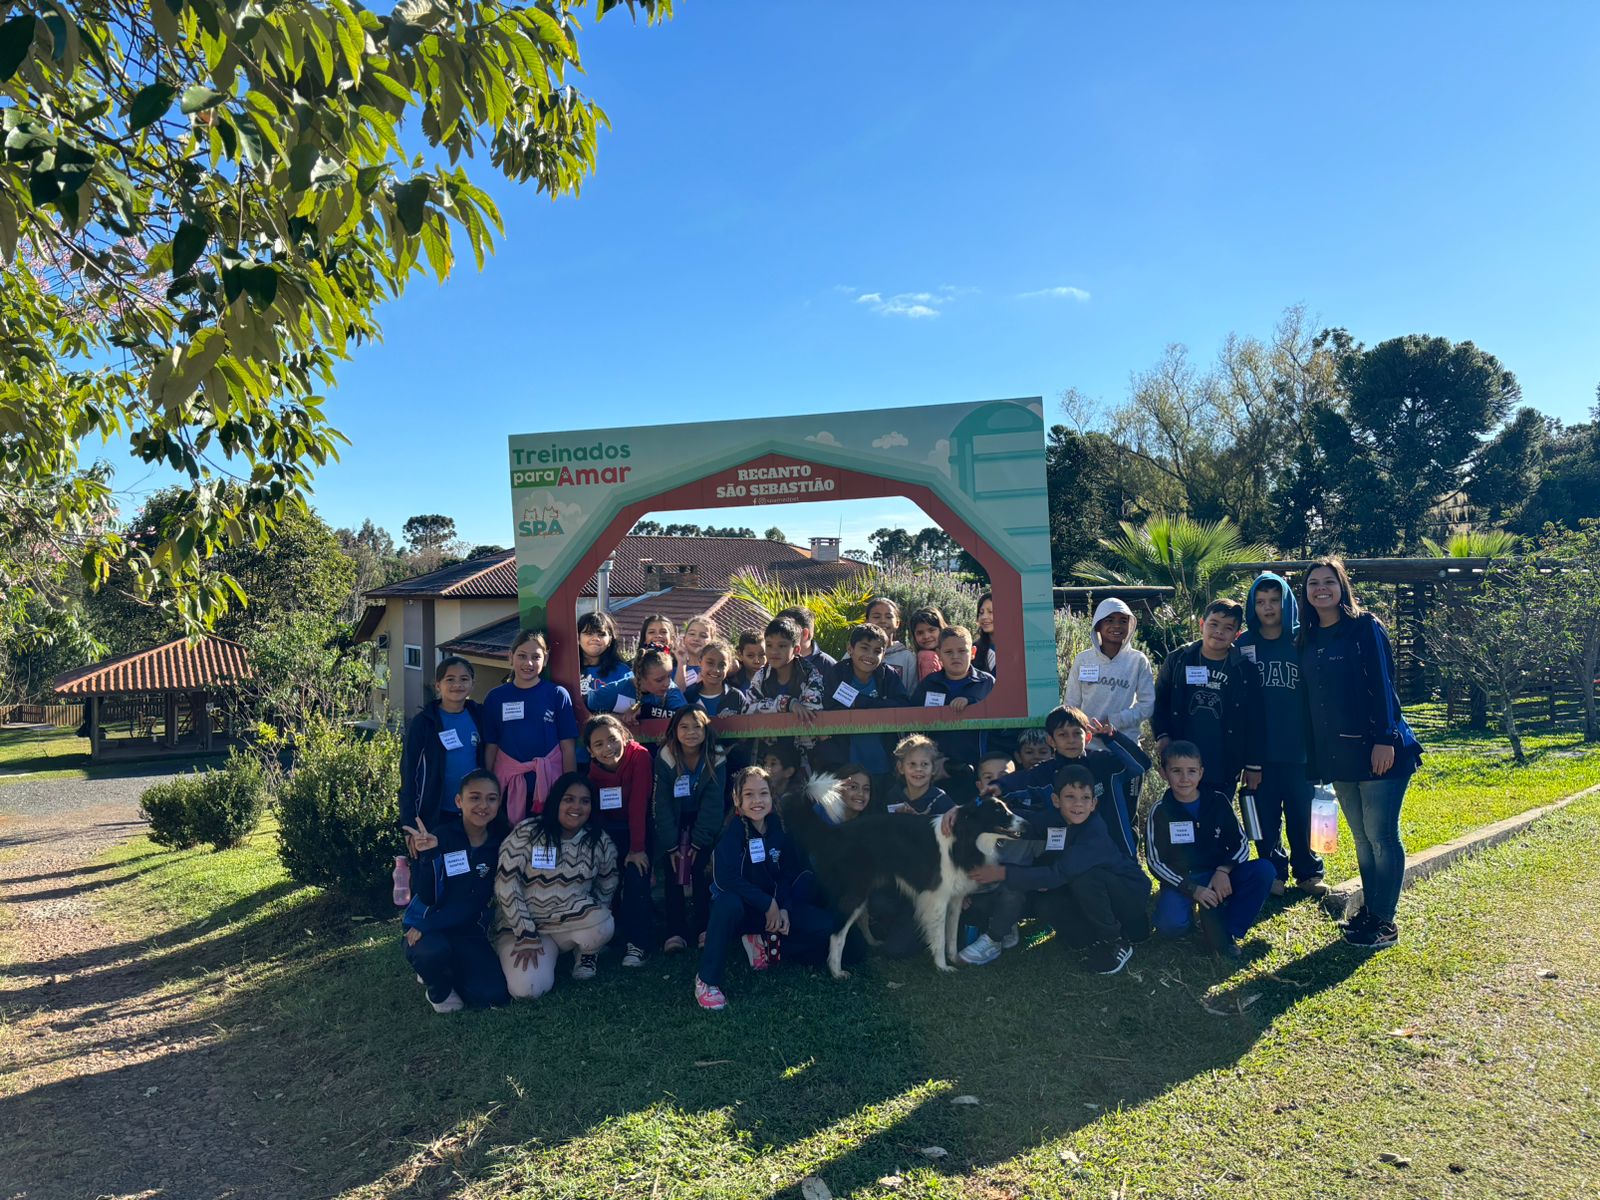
[1064,598,1156,730]
[1234,572,1306,765]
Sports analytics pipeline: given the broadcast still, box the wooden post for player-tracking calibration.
[200,691,213,751]
[88,695,100,762]
[164,692,179,747]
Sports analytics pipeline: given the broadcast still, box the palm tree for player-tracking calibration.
[1419,530,1521,559]
[1074,515,1274,614]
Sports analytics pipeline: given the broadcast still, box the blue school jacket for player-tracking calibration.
[399,699,486,831]
[1004,812,1150,893]
[684,682,751,717]
[402,821,502,934]
[709,813,796,911]
[1300,613,1422,783]
[1144,789,1249,896]
[909,668,995,765]
[996,731,1148,859]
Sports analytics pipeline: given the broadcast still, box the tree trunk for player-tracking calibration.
[1469,684,1489,729]
[1500,690,1527,765]
[1574,644,1600,743]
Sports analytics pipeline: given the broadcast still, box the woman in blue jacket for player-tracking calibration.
[1299,559,1422,949]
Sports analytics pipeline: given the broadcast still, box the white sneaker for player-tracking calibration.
[428,989,465,1014]
[958,933,1001,966]
[572,953,598,981]
[1000,924,1020,950]
[621,943,645,968]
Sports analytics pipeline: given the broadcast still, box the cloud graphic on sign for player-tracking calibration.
[806,431,841,446]
[925,438,951,470]
[522,493,583,524]
[871,431,909,450]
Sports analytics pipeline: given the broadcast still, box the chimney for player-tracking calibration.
[644,562,700,588]
[810,537,840,563]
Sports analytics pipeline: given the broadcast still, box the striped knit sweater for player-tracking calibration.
[494,824,618,944]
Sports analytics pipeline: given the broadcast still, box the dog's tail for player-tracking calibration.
[782,773,846,849]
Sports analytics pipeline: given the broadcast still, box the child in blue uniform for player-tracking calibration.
[684,639,749,717]
[576,611,631,705]
[483,629,578,823]
[589,646,687,724]
[883,734,952,816]
[1145,741,1275,959]
[399,656,484,844]
[815,623,909,786]
[909,625,995,770]
[963,764,1151,973]
[693,767,833,1010]
[401,770,510,1012]
[654,707,727,953]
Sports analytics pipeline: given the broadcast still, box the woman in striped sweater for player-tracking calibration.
[494,772,619,998]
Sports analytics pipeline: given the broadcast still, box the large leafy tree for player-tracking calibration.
[0,0,668,635]
[1320,333,1520,551]
[1073,514,1272,615]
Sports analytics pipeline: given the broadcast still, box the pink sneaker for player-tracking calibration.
[694,976,727,1010]
[742,933,773,971]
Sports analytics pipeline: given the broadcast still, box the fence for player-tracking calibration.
[0,702,85,728]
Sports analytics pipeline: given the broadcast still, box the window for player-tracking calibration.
[403,644,423,670]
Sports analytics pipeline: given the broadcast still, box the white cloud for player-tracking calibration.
[925,437,951,468]
[843,284,967,320]
[871,431,910,450]
[1019,285,1091,301]
[806,431,841,446]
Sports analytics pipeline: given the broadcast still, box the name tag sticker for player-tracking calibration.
[1078,665,1100,683]
[1240,644,1256,663]
[443,849,470,876]
[748,837,766,863]
[1169,820,1196,845]
[674,776,692,799]
[1185,666,1211,686]
[924,692,946,707]
[530,844,558,869]
[502,701,525,721]
[832,682,859,707]
[438,728,465,750]
[612,694,634,714]
[1046,827,1067,852]
[599,786,623,811]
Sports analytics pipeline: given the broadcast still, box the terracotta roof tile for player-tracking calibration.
[366,538,869,601]
[53,635,255,696]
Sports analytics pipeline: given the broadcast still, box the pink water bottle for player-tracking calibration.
[675,830,693,887]
[392,855,412,906]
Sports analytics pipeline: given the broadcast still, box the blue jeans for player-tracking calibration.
[1333,774,1410,922]
[1254,763,1324,883]
[1154,859,1276,941]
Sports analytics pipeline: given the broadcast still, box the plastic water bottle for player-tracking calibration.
[1310,791,1340,855]
[1239,792,1263,841]
[392,855,412,906]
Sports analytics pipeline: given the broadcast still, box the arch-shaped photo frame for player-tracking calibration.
[506,399,1056,738]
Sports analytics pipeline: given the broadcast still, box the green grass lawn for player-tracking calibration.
[0,724,224,783]
[7,763,1600,1197]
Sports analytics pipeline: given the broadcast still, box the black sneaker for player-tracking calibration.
[1339,905,1376,933]
[1086,940,1133,975]
[1344,919,1398,949]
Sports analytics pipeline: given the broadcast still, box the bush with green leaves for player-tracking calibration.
[140,775,205,850]
[861,564,984,639]
[138,752,268,851]
[276,721,403,899]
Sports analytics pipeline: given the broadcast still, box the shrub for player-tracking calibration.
[862,564,984,638]
[139,754,271,851]
[140,776,204,849]
[191,753,270,850]
[276,720,403,899]
[1054,608,1095,690]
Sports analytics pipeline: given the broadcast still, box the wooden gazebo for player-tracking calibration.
[52,635,255,761]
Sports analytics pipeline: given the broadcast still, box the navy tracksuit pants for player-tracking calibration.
[404,928,509,1008]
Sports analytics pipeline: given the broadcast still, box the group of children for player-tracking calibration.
[398,582,1338,1015]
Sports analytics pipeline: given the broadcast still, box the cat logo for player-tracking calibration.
[519,503,567,537]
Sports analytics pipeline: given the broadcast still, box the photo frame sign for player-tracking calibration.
[507,398,1055,736]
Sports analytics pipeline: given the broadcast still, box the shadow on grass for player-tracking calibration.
[0,869,1369,1200]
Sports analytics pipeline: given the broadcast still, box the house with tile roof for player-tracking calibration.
[357,535,869,718]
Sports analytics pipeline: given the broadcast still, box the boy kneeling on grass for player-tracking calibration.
[1144,740,1276,960]
[961,765,1150,974]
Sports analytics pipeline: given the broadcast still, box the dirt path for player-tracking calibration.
[0,777,305,1200]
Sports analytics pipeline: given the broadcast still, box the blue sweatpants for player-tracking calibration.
[697,892,835,988]
[404,927,509,1008]
[1154,858,1275,941]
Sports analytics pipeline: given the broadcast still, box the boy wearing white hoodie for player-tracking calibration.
[1064,598,1156,732]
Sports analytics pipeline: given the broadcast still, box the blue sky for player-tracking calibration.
[105,2,1600,551]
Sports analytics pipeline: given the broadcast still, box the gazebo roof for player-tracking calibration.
[53,634,255,697]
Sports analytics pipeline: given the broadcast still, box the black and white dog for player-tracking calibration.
[784,776,1029,977]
